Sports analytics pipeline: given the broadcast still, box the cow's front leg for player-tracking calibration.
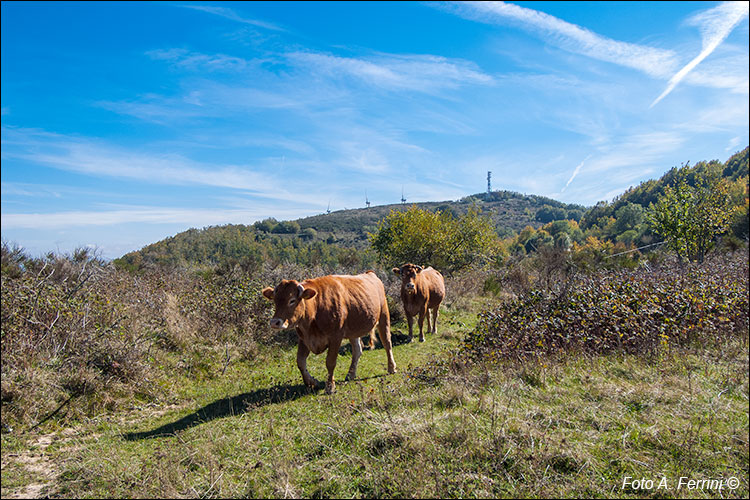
[297,339,318,389]
[325,337,343,394]
[406,313,415,343]
[345,337,362,382]
[417,307,427,342]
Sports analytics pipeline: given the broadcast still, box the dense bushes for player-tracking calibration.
[1,247,168,426]
[465,250,749,362]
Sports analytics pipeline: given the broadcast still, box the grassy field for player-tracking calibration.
[1,298,747,499]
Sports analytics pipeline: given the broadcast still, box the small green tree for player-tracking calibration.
[646,172,735,263]
[369,205,497,274]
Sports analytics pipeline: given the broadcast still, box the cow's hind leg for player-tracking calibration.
[431,306,439,334]
[345,337,362,382]
[325,337,343,394]
[377,315,397,375]
[417,307,427,342]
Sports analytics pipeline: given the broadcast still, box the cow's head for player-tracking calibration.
[261,280,316,330]
[392,263,423,294]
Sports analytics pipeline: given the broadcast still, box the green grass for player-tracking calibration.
[2,303,748,499]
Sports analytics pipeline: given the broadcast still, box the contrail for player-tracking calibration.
[651,1,748,108]
[561,155,591,192]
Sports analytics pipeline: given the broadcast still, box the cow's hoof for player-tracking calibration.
[419,336,425,342]
[345,372,356,382]
[325,382,336,395]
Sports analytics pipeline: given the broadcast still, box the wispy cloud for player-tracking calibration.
[180,5,285,32]
[651,1,749,107]
[0,127,325,206]
[440,1,677,78]
[286,51,493,92]
[0,205,308,230]
[726,136,742,151]
[146,48,252,72]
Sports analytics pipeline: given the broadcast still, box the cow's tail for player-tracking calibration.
[368,328,377,350]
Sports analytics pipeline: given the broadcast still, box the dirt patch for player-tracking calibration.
[1,403,188,498]
[2,434,57,499]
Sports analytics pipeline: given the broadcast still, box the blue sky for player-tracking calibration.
[2,1,748,259]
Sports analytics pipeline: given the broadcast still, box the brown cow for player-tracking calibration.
[393,264,445,343]
[262,271,396,394]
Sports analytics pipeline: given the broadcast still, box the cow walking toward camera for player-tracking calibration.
[393,263,445,343]
[262,271,396,394]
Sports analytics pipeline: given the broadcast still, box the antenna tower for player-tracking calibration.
[401,186,406,204]
[487,171,492,194]
[326,200,331,214]
[365,190,371,209]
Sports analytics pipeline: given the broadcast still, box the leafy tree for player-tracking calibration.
[646,172,735,263]
[272,220,300,234]
[535,205,567,223]
[254,218,278,233]
[369,205,497,274]
[614,203,644,233]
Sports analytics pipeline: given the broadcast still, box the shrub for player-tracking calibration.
[464,250,749,361]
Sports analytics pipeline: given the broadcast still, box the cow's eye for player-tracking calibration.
[288,299,297,306]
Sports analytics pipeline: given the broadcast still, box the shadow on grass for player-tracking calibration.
[124,383,317,441]
[338,331,414,355]
[123,372,392,441]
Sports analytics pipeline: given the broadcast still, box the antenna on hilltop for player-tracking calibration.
[365,190,371,209]
[401,186,406,204]
[326,200,331,215]
[487,171,492,194]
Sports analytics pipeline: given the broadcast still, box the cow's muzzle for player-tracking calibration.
[405,283,416,293]
[269,318,288,330]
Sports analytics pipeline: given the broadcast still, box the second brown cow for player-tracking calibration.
[392,263,445,343]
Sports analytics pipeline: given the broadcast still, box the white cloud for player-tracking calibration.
[286,51,493,92]
[146,48,251,72]
[441,1,677,78]
[1,205,304,230]
[0,127,326,206]
[726,136,742,151]
[651,1,749,107]
[179,5,285,32]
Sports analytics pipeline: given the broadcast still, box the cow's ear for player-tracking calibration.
[301,288,317,300]
[262,287,274,300]
[392,267,401,275]
[415,265,423,273]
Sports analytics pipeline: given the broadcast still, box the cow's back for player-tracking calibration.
[420,267,445,308]
[303,271,386,339]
